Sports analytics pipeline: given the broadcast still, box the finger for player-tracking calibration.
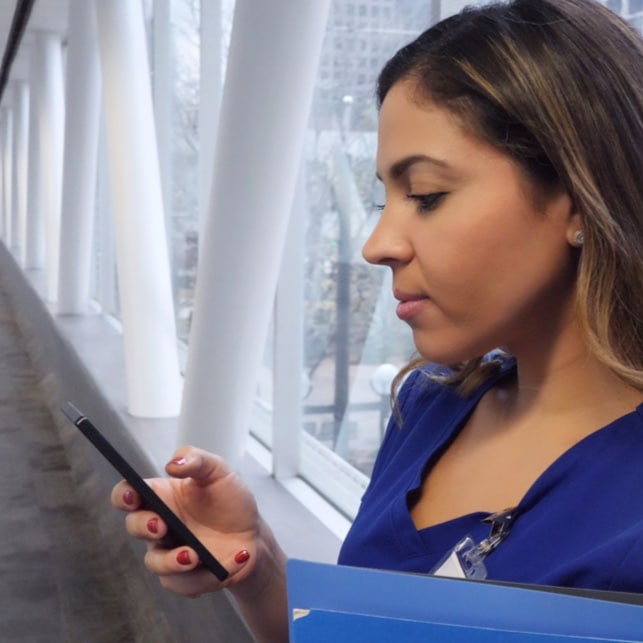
[125,510,168,541]
[144,543,253,586]
[165,446,233,487]
[144,545,200,579]
[158,567,221,598]
[111,480,142,511]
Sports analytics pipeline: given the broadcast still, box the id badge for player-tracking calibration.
[430,507,518,581]
[431,535,488,580]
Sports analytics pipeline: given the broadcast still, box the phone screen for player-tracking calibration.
[61,402,229,581]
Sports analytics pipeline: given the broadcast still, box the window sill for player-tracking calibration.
[18,264,344,565]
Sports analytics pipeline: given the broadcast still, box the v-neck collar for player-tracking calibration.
[390,363,643,561]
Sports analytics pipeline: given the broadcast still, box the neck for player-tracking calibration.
[499,319,642,421]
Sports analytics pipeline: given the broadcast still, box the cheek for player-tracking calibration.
[420,225,567,315]
[416,228,505,294]
[414,192,530,276]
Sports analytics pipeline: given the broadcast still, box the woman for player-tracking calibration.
[112,0,643,641]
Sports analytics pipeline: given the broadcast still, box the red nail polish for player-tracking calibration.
[123,490,135,505]
[147,518,158,534]
[177,550,191,565]
[168,457,187,466]
[234,549,250,564]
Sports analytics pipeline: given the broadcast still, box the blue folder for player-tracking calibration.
[287,559,643,642]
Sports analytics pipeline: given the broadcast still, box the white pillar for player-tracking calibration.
[95,116,118,314]
[12,81,29,260]
[94,0,182,418]
[25,44,45,269]
[198,0,222,227]
[152,0,172,220]
[441,0,470,18]
[178,0,331,466]
[57,0,101,313]
[35,32,65,301]
[1,108,13,246]
[273,175,305,478]
[432,0,441,23]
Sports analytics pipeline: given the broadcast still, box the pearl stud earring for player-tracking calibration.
[571,230,584,247]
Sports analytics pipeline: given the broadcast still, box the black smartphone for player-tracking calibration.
[61,401,229,581]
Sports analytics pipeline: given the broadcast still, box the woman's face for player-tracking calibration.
[363,80,581,365]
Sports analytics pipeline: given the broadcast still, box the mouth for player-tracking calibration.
[394,290,429,321]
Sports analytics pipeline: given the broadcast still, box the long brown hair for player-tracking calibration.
[379,0,643,397]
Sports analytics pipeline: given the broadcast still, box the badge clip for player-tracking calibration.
[431,507,519,581]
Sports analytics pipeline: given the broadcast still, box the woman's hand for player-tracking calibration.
[111,445,287,601]
[111,446,289,641]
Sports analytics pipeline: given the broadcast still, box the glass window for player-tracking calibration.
[297,0,425,516]
[91,124,119,318]
[629,0,643,15]
[143,0,643,520]
[630,14,643,31]
[168,0,201,345]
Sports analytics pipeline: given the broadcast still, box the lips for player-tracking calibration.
[394,290,429,321]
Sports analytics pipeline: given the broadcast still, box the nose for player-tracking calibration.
[362,207,413,267]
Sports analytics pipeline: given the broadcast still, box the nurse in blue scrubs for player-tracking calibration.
[112,1,643,641]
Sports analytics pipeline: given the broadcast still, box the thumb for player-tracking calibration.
[165,446,233,487]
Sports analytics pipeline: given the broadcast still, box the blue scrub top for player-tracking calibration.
[338,361,643,592]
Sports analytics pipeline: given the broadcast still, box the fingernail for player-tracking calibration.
[147,518,158,534]
[177,550,192,565]
[168,457,187,466]
[234,549,250,564]
[123,490,135,505]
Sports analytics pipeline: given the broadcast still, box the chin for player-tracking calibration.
[412,334,493,367]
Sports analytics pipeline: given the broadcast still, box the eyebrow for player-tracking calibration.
[376,154,452,182]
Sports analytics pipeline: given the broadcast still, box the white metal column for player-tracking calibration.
[25,43,45,269]
[432,0,441,22]
[198,0,222,227]
[95,116,118,314]
[1,107,13,246]
[272,174,306,478]
[178,0,331,467]
[94,0,182,418]
[151,0,172,223]
[35,31,65,302]
[57,0,101,313]
[11,81,29,258]
[441,0,470,18]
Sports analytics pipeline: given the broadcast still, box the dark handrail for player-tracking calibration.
[0,0,36,100]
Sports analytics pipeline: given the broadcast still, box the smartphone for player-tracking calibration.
[61,401,229,581]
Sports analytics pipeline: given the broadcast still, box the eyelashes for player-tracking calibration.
[372,192,448,214]
[407,192,448,212]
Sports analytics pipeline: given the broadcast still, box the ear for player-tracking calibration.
[561,195,583,248]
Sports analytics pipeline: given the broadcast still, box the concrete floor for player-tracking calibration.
[0,244,314,643]
[0,243,347,643]
[0,288,159,642]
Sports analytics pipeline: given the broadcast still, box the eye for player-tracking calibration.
[372,203,385,211]
[407,192,448,213]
